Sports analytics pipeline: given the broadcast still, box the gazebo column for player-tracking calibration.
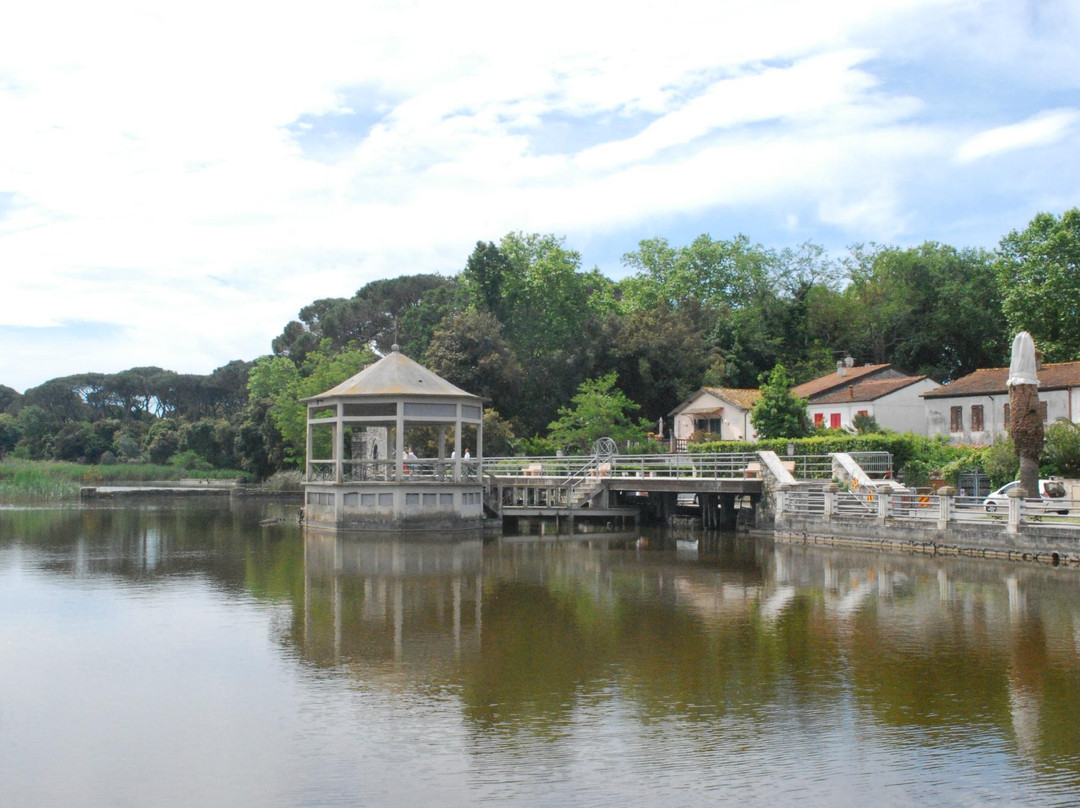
[453,413,463,482]
[395,405,405,483]
[305,408,314,481]
[334,403,343,483]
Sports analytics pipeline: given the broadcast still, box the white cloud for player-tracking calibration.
[0,0,1075,390]
[955,109,1080,164]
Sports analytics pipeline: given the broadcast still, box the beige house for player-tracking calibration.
[668,387,761,449]
[922,360,1080,444]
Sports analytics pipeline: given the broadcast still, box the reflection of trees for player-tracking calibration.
[0,501,297,589]
[10,506,1080,781]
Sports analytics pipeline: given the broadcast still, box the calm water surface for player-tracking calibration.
[2,501,1079,807]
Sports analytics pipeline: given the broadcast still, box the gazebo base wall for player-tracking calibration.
[302,482,484,532]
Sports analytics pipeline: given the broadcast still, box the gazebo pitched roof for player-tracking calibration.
[305,348,480,400]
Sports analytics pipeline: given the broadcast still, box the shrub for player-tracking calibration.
[168,450,213,472]
[1042,419,1080,478]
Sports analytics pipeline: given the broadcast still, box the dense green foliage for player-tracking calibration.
[547,373,649,453]
[750,364,810,439]
[2,207,1077,485]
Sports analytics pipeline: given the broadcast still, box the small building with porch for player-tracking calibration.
[668,387,761,449]
[301,346,484,531]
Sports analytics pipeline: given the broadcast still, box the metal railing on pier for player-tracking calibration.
[780,487,1080,532]
[482,453,762,480]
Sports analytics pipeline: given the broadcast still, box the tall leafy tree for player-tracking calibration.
[423,309,523,408]
[547,372,647,453]
[248,341,376,462]
[750,363,810,439]
[841,242,1006,379]
[996,208,1080,362]
[604,300,712,421]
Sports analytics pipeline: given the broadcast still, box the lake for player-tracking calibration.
[2,501,1079,807]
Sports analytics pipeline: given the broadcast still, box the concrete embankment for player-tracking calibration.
[768,515,1080,567]
[80,483,302,502]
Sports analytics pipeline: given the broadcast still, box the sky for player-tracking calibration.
[1,0,1078,393]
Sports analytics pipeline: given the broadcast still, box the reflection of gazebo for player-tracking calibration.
[300,346,484,531]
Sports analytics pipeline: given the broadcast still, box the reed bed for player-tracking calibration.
[0,460,251,503]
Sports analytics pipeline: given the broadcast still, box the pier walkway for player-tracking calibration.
[481,451,892,529]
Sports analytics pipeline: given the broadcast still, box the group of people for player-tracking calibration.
[403,446,470,474]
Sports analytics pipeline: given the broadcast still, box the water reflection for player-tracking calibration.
[3,504,1080,807]
[301,534,483,670]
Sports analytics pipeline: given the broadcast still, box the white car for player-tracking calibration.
[983,479,1069,515]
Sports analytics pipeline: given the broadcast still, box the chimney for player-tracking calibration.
[837,360,846,378]
[848,385,854,399]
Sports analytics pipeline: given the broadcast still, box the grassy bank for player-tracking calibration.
[0,460,252,503]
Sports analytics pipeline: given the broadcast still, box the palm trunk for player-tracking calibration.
[1010,383,1043,497]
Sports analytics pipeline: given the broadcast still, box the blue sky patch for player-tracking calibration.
[286,85,394,164]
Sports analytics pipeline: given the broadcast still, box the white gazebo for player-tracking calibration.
[300,346,484,531]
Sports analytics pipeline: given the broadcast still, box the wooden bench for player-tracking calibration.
[744,462,762,478]
[523,463,543,477]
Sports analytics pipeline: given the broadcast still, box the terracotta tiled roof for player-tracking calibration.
[922,360,1080,398]
[791,363,895,400]
[702,387,761,410]
[811,375,932,405]
[669,387,760,416]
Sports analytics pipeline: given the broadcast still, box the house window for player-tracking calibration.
[857,410,868,417]
[971,405,984,432]
[694,418,723,434]
[950,406,963,432]
[814,413,824,427]
[1040,400,1048,423]
[830,413,841,429]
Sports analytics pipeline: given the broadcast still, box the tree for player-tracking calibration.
[271,275,454,363]
[841,242,1006,380]
[546,372,647,453]
[1041,419,1080,478]
[461,241,514,320]
[604,300,712,421]
[750,363,810,439]
[248,341,376,462]
[482,408,517,457]
[619,233,774,313]
[0,413,19,457]
[996,208,1080,362]
[423,309,523,408]
[0,385,21,414]
[852,412,883,434]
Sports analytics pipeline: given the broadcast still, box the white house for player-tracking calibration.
[790,362,938,433]
[668,387,761,449]
[922,360,1080,444]
[805,375,940,433]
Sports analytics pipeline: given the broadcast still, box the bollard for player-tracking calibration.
[876,486,890,523]
[1006,486,1026,535]
[937,486,955,531]
[825,484,839,520]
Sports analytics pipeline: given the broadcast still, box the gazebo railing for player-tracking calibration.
[307,458,481,483]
